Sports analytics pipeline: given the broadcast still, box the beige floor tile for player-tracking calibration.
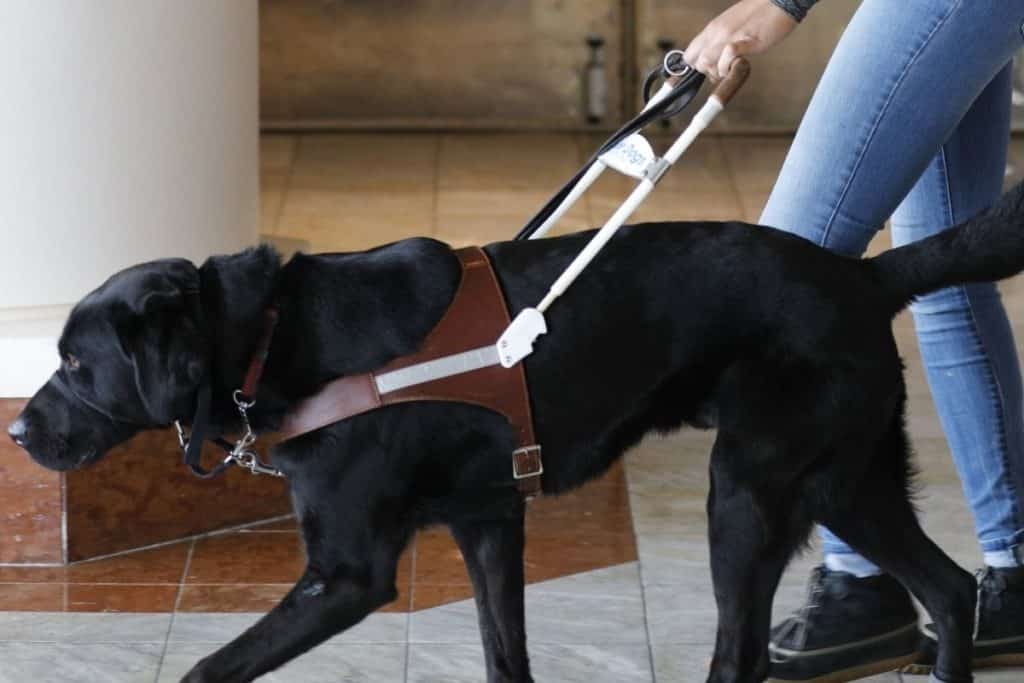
[260,173,288,234]
[1007,136,1024,186]
[435,189,590,246]
[276,189,434,253]
[260,135,297,175]
[274,133,440,251]
[435,133,592,244]
[864,228,893,257]
[587,136,742,224]
[719,136,791,222]
[290,134,438,194]
[437,133,585,192]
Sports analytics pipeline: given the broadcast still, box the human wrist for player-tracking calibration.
[769,0,817,23]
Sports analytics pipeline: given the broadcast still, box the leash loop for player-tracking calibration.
[662,49,692,78]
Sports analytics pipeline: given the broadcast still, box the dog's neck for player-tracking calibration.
[198,238,462,432]
[196,245,285,430]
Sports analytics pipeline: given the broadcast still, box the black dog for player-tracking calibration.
[10,183,1024,683]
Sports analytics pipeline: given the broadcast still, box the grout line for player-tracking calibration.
[0,582,182,587]
[270,135,300,236]
[717,136,766,223]
[60,475,68,565]
[715,136,742,214]
[48,514,296,568]
[153,540,195,683]
[404,532,417,683]
[262,134,299,240]
[174,540,196,612]
[623,455,658,683]
[429,134,442,240]
[577,133,596,230]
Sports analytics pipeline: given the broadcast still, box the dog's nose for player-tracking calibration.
[7,418,29,449]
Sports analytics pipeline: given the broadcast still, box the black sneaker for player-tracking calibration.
[767,566,921,682]
[902,566,1024,674]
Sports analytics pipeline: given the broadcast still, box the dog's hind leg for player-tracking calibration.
[450,507,533,683]
[816,423,977,683]
[706,434,811,683]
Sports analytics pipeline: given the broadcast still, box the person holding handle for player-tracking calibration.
[685,0,1024,679]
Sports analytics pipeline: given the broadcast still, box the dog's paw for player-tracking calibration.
[179,660,218,683]
[180,658,250,683]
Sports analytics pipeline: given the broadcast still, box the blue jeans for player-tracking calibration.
[760,0,1024,567]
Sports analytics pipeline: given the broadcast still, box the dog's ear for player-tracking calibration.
[128,259,200,317]
[118,261,208,424]
[122,312,207,425]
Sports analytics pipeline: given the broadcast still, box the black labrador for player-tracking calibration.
[9,183,1024,683]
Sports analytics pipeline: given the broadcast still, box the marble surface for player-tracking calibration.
[410,563,647,645]
[0,642,164,683]
[157,643,407,683]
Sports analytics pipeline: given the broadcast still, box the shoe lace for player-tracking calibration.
[973,566,1010,640]
[778,566,828,652]
[973,568,988,641]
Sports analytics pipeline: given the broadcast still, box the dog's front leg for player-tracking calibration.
[180,565,399,683]
[451,509,533,683]
[705,436,808,683]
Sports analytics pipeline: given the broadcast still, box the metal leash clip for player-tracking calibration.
[228,390,285,477]
[174,420,196,454]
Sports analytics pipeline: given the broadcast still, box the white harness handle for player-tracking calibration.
[496,59,752,368]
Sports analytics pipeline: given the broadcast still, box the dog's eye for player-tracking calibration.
[66,354,81,371]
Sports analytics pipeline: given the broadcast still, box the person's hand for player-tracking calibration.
[683,0,798,81]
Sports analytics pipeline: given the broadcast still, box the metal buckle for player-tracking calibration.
[512,445,543,480]
[643,157,672,185]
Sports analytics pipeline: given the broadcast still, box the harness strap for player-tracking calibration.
[280,247,542,499]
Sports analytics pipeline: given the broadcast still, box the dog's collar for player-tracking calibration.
[238,307,280,403]
[175,306,284,479]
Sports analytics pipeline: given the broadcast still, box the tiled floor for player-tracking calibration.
[4,132,1024,682]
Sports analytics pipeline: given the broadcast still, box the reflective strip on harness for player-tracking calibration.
[374,345,501,394]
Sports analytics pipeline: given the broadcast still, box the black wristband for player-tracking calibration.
[770,0,818,23]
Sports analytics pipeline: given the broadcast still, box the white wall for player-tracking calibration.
[0,1,259,396]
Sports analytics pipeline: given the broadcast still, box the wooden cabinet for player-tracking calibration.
[260,0,623,129]
[259,0,862,132]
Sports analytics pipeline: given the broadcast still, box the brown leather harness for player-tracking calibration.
[278,247,543,499]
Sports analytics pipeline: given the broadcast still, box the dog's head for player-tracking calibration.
[7,259,209,471]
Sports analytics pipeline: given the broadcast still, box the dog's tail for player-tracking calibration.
[871,181,1024,313]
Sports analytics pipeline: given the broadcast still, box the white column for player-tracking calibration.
[0,1,259,397]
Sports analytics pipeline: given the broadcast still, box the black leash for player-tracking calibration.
[514,51,705,241]
[178,379,238,479]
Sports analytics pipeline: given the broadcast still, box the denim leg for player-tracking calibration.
[891,65,1024,566]
[758,0,1024,565]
